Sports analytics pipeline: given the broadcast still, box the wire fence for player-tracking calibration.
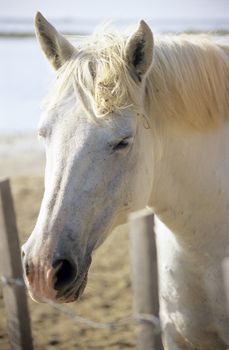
[0,179,163,350]
[0,275,161,334]
[2,178,228,350]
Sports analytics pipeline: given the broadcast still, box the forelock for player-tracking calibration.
[42,27,143,121]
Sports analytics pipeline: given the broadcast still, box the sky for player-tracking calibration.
[0,0,228,20]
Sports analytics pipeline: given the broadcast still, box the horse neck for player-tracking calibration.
[148,120,229,253]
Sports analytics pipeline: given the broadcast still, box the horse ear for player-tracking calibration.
[125,20,153,82]
[35,12,76,70]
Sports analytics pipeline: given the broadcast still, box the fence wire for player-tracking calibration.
[0,275,161,334]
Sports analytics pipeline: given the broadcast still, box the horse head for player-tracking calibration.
[22,13,154,303]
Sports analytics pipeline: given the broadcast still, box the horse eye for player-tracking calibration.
[112,138,131,152]
[37,127,47,138]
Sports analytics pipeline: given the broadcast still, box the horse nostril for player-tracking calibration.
[21,251,31,277]
[25,263,30,277]
[53,259,77,291]
[23,257,34,283]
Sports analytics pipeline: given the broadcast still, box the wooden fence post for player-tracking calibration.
[0,178,33,350]
[129,209,163,350]
[222,257,229,316]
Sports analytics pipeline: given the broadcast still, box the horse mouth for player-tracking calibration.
[27,272,88,304]
[60,272,88,303]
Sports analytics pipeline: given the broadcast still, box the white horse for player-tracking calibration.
[22,12,229,349]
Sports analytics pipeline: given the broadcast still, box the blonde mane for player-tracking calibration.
[149,35,229,129]
[43,27,229,129]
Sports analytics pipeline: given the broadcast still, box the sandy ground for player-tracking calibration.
[0,134,136,349]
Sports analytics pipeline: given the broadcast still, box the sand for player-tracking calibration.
[0,134,136,349]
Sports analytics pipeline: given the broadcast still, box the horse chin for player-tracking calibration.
[27,278,87,304]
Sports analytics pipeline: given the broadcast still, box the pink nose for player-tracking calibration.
[22,252,77,302]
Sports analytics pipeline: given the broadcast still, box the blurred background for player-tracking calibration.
[0,1,228,349]
[0,0,228,136]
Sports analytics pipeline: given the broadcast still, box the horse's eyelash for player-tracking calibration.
[110,136,132,151]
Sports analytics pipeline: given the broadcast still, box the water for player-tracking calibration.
[0,18,228,134]
[1,17,229,36]
[0,38,53,134]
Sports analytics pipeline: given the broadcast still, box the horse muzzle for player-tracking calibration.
[21,249,91,303]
